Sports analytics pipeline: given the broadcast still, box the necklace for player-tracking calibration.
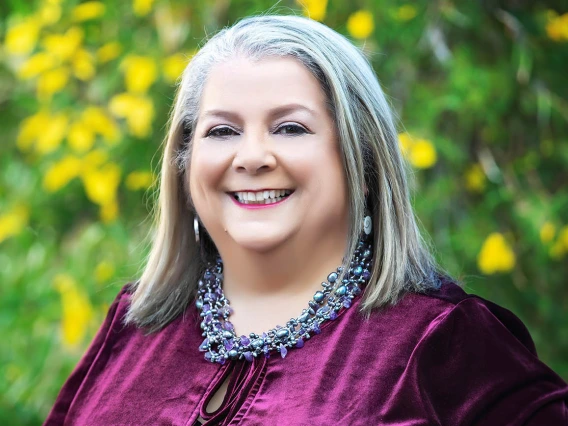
[196,236,373,364]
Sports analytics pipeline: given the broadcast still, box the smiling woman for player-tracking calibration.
[44,14,568,426]
[190,56,349,278]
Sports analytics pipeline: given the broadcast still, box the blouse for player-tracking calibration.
[44,277,568,425]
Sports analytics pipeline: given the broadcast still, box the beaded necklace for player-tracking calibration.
[196,236,373,364]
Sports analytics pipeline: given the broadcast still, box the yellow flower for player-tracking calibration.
[545,12,568,42]
[67,121,95,152]
[296,0,328,21]
[464,163,486,192]
[95,260,115,283]
[81,107,120,144]
[162,53,189,83]
[133,0,155,17]
[43,155,83,192]
[97,42,122,63]
[395,5,418,22]
[36,112,69,154]
[17,110,51,151]
[37,66,70,100]
[53,274,94,348]
[81,163,121,206]
[100,199,119,223]
[121,55,157,93]
[477,233,516,274]
[17,52,56,80]
[409,139,437,169]
[83,149,109,170]
[126,170,155,190]
[38,1,62,26]
[72,1,106,22]
[5,17,41,55]
[0,206,29,244]
[42,27,84,62]
[109,93,154,138]
[398,133,437,169]
[72,49,96,81]
[539,222,556,244]
[347,10,374,39]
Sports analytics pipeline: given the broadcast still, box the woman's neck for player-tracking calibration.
[216,230,348,336]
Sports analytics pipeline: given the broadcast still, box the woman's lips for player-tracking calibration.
[229,190,293,209]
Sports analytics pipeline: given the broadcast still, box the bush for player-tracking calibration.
[1,0,566,423]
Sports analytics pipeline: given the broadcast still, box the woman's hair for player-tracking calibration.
[124,14,447,332]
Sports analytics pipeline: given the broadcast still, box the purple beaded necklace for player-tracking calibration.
[196,235,373,364]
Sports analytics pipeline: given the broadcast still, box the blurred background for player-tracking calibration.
[1,0,567,423]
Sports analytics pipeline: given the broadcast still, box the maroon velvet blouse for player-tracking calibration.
[44,279,568,425]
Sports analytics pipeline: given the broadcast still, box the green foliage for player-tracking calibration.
[0,0,567,423]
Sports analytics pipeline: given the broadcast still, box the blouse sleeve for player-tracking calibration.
[414,297,568,425]
[43,284,132,426]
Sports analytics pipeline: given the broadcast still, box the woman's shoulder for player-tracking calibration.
[407,276,537,354]
[372,277,568,424]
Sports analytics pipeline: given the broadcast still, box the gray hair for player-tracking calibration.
[125,14,447,332]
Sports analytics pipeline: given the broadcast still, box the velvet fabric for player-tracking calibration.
[44,279,568,425]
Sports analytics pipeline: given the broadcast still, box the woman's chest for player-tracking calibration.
[65,340,428,426]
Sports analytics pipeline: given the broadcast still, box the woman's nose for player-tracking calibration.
[231,132,277,174]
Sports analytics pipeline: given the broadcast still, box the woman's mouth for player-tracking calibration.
[230,189,294,205]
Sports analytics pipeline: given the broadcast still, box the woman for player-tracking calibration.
[45,15,568,425]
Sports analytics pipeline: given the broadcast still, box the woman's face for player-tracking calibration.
[189,56,348,254]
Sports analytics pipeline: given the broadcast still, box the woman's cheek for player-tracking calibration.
[190,141,234,192]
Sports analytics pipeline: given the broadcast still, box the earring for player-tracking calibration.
[194,216,200,243]
[363,214,372,235]
[363,198,372,236]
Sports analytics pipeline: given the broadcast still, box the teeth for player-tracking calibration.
[234,189,293,203]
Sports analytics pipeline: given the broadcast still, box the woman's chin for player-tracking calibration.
[228,227,294,254]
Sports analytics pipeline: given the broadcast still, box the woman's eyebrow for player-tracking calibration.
[201,103,317,121]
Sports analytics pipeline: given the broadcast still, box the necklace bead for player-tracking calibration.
[196,235,373,363]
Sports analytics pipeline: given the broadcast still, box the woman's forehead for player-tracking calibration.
[196,56,327,120]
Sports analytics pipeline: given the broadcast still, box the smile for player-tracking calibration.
[230,189,294,205]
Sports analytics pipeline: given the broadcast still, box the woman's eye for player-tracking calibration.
[275,124,308,136]
[206,127,238,138]
[205,124,308,138]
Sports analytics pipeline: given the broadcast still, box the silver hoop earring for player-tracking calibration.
[194,216,200,243]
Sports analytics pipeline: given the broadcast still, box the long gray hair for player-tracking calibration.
[124,14,447,332]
